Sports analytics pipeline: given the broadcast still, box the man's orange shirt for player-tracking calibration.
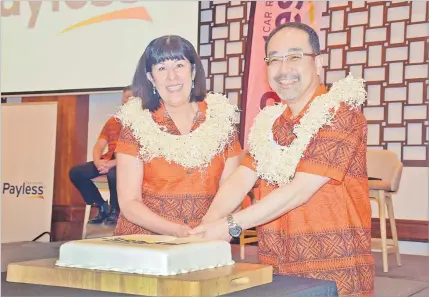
[241,85,375,297]
[114,100,242,235]
[98,117,122,160]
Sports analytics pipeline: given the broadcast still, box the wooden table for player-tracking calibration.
[1,241,338,297]
[2,272,338,297]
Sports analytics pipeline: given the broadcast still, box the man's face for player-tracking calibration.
[265,28,322,102]
[122,90,133,104]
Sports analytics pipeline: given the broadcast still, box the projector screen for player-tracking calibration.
[1,0,199,95]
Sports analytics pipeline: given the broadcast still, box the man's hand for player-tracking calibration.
[98,160,116,174]
[201,214,217,225]
[188,218,232,242]
[94,159,107,171]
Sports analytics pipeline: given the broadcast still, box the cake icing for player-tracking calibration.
[55,235,235,276]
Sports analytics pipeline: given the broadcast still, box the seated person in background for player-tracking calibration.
[69,86,133,226]
[113,35,242,237]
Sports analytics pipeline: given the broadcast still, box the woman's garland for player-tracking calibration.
[115,92,238,169]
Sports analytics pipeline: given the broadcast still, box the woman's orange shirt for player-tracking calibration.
[114,100,242,235]
[241,85,375,297]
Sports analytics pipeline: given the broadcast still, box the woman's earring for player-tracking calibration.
[153,86,156,94]
[192,80,195,89]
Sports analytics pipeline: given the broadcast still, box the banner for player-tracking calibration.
[240,1,323,148]
[1,102,57,243]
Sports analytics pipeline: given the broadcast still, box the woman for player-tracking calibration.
[113,35,242,237]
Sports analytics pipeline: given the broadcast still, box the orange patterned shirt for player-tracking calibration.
[98,117,122,160]
[114,100,242,235]
[242,85,375,297]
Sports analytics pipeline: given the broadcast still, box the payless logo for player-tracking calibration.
[2,182,45,199]
[1,0,152,33]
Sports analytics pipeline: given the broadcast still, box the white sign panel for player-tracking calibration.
[1,102,57,243]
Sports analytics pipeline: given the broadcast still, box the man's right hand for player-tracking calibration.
[201,214,218,225]
[94,159,107,171]
[98,160,116,174]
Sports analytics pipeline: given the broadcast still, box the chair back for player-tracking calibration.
[366,149,403,192]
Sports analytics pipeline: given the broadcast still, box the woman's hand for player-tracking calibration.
[173,224,192,238]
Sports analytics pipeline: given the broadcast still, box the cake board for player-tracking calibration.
[6,258,273,297]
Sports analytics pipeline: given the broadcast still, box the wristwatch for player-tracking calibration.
[227,214,243,238]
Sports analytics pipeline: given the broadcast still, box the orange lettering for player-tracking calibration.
[28,1,42,28]
[65,1,86,9]
[92,1,112,7]
[1,0,138,29]
[1,0,20,17]
[52,0,60,12]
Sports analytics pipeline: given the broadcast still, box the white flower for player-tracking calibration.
[248,74,367,186]
[115,92,238,169]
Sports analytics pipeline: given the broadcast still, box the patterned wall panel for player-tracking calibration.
[199,1,252,123]
[200,1,428,167]
[316,1,427,167]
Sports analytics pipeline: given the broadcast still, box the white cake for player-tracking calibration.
[55,235,235,276]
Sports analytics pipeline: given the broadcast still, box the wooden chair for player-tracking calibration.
[81,175,111,239]
[239,190,258,260]
[232,151,259,259]
[367,149,403,272]
[239,229,258,260]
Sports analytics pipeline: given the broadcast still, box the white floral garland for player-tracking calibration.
[247,74,367,186]
[115,92,238,169]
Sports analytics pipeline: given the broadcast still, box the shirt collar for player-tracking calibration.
[282,84,328,122]
[152,100,207,123]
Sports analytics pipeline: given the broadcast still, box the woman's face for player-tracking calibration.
[147,58,194,108]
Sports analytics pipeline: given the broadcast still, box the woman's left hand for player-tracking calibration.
[173,224,192,238]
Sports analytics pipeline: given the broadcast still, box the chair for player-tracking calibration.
[81,175,111,239]
[367,149,403,272]
[235,151,259,259]
[239,228,258,260]
[239,191,258,260]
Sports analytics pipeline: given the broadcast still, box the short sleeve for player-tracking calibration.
[98,118,113,141]
[115,126,140,157]
[296,106,366,182]
[225,131,243,159]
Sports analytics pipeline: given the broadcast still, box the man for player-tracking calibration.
[69,86,133,226]
[190,23,374,297]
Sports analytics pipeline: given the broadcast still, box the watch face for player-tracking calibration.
[229,225,242,238]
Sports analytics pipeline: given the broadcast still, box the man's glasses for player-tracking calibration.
[264,53,316,66]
